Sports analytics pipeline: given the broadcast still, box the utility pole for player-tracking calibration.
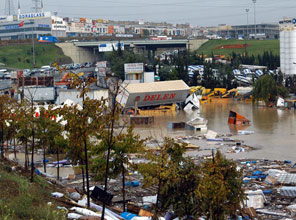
[244,8,250,55]
[252,0,257,39]
[246,8,249,39]
[31,20,36,67]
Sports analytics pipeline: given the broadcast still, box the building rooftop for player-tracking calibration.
[124,80,189,93]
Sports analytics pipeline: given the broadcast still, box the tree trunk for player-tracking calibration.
[1,123,3,158]
[25,140,28,170]
[43,141,46,173]
[81,159,85,192]
[84,138,90,208]
[13,137,16,160]
[30,126,35,183]
[102,143,112,220]
[56,145,60,181]
[121,160,126,211]
[153,178,162,220]
[102,86,118,220]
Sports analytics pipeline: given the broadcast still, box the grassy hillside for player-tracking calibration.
[0,43,72,69]
[0,159,66,219]
[196,39,279,58]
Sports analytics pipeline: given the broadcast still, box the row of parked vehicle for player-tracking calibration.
[21,62,94,77]
[61,62,94,70]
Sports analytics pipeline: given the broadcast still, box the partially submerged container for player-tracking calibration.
[228,110,250,125]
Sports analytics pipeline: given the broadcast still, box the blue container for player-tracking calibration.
[249,176,258,179]
[125,182,132,186]
[35,169,41,175]
[253,171,262,176]
[263,190,272,195]
[131,181,139,187]
[120,212,138,220]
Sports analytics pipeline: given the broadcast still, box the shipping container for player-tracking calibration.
[116,80,190,108]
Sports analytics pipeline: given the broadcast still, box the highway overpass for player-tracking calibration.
[74,39,189,50]
[56,39,208,63]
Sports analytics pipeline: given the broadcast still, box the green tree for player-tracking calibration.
[196,151,244,220]
[253,75,278,105]
[59,78,106,207]
[15,101,32,170]
[165,158,201,218]
[91,126,145,211]
[138,138,187,219]
[0,95,13,158]
[105,49,146,80]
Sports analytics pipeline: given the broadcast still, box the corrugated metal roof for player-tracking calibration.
[279,187,296,197]
[124,80,189,94]
[277,173,296,185]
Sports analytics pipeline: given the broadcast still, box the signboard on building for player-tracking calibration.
[108,25,114,34]
[80,18,86,23]
[18,12,51,20]
[98,43,124,52]
[96,61,107,68]
[124,63,144,74]
[0,15,13,23]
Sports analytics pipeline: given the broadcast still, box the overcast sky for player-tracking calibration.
[1,0,296,26]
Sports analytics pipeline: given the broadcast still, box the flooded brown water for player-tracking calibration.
[135,99,296,162]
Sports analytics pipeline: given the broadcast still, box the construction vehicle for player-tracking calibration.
[190,86,206,95]
[202,88,227,100]
[55,72,84,86]
[222,88,238,98]
[51,62,66,73]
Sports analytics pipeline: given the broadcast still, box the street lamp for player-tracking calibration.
[245,9,249,39]
[252,0,257,39]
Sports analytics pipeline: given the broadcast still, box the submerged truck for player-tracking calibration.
[116,80,190,109]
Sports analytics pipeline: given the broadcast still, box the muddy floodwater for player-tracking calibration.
[134,99,296,162]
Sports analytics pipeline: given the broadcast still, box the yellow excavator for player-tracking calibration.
[190,86,207,95]
[203,88,227,99]
[51,62,66,73]
[222,88,238,98]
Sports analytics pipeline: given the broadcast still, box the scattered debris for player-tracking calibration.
[51,192,64,198]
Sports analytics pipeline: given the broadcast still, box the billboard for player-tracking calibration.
[80,18,86,23]
[96,61,107,68]
[18,12,51,20]
[108,25,114,34]
[124,63,144,74]
[38,36,58,43]
[0,15,13,23]
[98,43,124,52]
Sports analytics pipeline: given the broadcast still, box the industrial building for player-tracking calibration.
[0,1,56,40]
[214,23,279,39]
[279,18,296,75]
